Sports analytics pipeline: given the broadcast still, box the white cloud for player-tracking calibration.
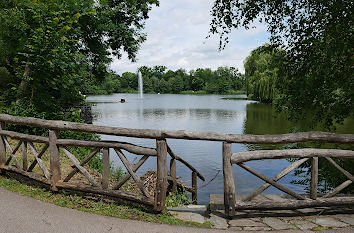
[111,0,269,74]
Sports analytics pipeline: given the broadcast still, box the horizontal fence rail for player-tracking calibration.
[0,114,354,143]
[0,114,353,214]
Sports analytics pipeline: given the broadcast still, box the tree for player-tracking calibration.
[210,0,353,127]
[244,44,284,103]
[0,0,158,118]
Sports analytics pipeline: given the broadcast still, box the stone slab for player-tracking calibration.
[263,217,296,230]
[243,226,272,231]
[312,217,349,228]
[169,211,206,224]
[209,194,224,211]
[229,219,266,227]
[228,226,242,231]
[336,216,354,226]
[291,219,317,230]
[210,213,228,229]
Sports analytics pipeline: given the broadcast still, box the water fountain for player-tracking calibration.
[138,71,143,99]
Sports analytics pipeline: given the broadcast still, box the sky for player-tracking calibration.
[111,0,270,75]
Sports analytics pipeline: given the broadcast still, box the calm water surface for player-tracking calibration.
[86,93,354,204]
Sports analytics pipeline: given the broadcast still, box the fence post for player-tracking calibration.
[170,158,177,194]
[223,142,235,217]
[0,122,6,170]
[102,148,110,189]
[155,139,167,212]
[310,157,318,199]
[22,141,28,171]
[0,122,6,168]
[192,171,198,204]
[49,130,61,191]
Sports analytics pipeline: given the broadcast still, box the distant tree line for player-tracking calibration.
[81,66,245,95]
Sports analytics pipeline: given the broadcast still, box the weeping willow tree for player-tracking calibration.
[244,44,284,103]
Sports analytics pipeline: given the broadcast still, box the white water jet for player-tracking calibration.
[138,71,143,99]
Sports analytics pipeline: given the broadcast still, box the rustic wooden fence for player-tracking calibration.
[0,114,353,213]
[0,114,205,211]
[223,140,354,217]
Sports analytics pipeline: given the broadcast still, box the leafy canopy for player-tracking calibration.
[0,0,158,119]
[210,0,354,127]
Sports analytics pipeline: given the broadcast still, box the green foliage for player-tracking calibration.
[0,67,13,91]
[81,71,121,95]
[111,166,124,182]
[210,0,354,128]
[0,0,158,120]
[244,44,285,103]
[166,189,191,207]
[85,65,245,95]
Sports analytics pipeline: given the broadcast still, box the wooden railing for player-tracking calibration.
[0,114,353,213]
[0,114,205,211]
[223,143,354,217]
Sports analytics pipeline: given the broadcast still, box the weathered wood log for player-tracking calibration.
[4,137,21,169]
[238,163,306,200]
[1,164,154,207]
[61,147,99,187]
[114,149,149,197]
[243,158,309,201]
[235,197,354,211]
[22,141,28,171]
[57,139,157,156]
[310,157,318,199]
[0,122,6,167]
[0,129,156,156]
[155,139,168,212]
[192,171,197,204]
[323,180,353,198]
[27,143,49,172]
[49,130,61,191]
[56,181,154,206]
[1,114,353,144]
[5,141,22,166]
[102,148,110,189]
[167,144,205,181]
[325,157,354,183]
[232,149,354,164]
[1,165,52,185]
[112,155,149,190]
[169,158,177,194]
[0,129,48,143]
[28,142,50,179]
[63,148,101,182]
[166,176,194,193]
[223,142,236,217]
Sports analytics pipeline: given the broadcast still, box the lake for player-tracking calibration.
[86,93,354,204]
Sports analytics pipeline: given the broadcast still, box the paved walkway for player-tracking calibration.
[0,187,353,233]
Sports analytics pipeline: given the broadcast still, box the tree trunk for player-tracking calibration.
[16,65,30,104]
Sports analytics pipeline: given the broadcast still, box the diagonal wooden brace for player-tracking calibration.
[238,162,306,200]
[114,148,149,197]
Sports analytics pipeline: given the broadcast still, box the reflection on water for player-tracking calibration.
[86,94,354,204]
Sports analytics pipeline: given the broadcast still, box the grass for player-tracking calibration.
[0,175,210,228]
